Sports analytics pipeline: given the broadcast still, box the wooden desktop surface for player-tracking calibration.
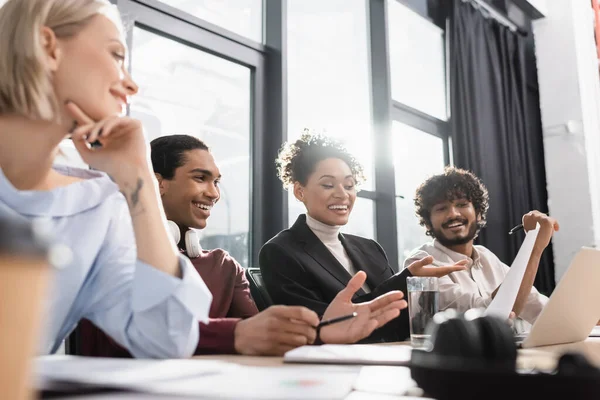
[193,338,600,371]
[47,339,600,399]
[518,337,600,370]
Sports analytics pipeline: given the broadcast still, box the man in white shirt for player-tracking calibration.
[404,167,559,325]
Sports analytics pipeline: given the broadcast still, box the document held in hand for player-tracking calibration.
[484,225,539,320]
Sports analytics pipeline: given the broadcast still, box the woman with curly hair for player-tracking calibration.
[259,131,468,342]
[404,167,558,326]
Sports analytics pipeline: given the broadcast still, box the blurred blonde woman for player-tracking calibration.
[0,0,213,359]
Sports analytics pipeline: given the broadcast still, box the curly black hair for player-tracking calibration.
[276,129,366,188]
[414,166,489,237]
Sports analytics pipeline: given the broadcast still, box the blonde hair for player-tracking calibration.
[0,0,121,121]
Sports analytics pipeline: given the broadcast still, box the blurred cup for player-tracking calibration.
[407,276,439,348]
[0,217,52,400]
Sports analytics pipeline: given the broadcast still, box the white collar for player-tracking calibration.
[0,164,118,217]
[305,213,341,244]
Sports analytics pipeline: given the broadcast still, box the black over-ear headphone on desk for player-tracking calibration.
[410,310,600,400]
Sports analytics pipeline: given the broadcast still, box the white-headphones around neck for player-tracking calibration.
[166,220,202,258]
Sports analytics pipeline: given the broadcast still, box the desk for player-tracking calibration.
[47,338,600,399]
[193,338,600,372]
[518,337,600,371]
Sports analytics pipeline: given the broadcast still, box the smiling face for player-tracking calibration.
[51,14,138,120]
[158,149,221,230]
[428,198,480,247]
[294,157,357,226]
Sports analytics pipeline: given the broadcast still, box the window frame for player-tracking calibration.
[111,0,452,272]
[115,0,286,267]
[368,0,450,270]
[128,0,266,51]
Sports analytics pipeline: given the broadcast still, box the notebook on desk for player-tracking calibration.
[284,344,412,366]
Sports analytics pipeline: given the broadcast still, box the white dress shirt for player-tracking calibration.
[404,239,548,324]
[306,214,370,293]
[0,165,212,358]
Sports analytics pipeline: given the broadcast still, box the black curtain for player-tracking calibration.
[449,0,555,294]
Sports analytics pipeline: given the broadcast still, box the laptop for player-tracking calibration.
[515,247,600,348]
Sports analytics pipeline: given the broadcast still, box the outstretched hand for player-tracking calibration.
[407,255,468,277]
[319,271,407,344]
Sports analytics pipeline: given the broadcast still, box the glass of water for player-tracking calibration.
[406,276,439,348]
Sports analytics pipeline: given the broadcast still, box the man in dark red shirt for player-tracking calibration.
[79,135,408,357]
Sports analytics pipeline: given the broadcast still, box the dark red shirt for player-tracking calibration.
[79,248,259,356]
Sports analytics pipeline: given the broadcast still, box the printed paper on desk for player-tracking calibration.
[484,225,539,320]
[353,366,417,396]
[345,393,432,400]
[148,365,360,399]
[284,344,412,366]
[35,355,236,391]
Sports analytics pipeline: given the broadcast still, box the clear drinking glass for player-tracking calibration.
[406,276,439,348]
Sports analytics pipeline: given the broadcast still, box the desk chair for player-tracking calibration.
[246,268,273,311]
[65,327,80,355]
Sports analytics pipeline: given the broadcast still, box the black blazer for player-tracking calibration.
[259,214,411,342]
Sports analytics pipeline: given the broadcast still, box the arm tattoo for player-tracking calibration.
[121,177,145,213]
[131,178,143,207]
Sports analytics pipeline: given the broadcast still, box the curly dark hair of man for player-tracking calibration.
[276,129,366,188]
[414,166,490,237]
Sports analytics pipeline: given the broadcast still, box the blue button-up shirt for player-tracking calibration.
[0,165,212,358]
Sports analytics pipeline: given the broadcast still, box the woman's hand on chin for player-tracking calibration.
[65,101,150,185]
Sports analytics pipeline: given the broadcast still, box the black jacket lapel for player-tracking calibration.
[290,215,355,290]
[340,234,387,290]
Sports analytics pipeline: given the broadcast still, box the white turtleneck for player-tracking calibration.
[305,213,371,293]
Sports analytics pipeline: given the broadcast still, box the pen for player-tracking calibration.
[317,312,358,330]
[508,224,524,235]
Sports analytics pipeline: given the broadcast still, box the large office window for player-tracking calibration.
[287,0,376,236]
[103,0,452,270]
[387,0,450,266]
[393,121,446,260]
[388,0,447,120]
[129,24,253,266]
[156,0,263,42]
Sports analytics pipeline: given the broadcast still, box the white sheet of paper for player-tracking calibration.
[352,366,416,396]
[589,326,600,337]
[35,355,237,392]
[37,356,359,399]
[284,344,412,366]
[484,225,539,320]
[345,393,428,400]
[147,365,360,399]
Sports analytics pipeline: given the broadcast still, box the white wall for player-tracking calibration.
[526,0,548,16]
[533,0,600,282]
